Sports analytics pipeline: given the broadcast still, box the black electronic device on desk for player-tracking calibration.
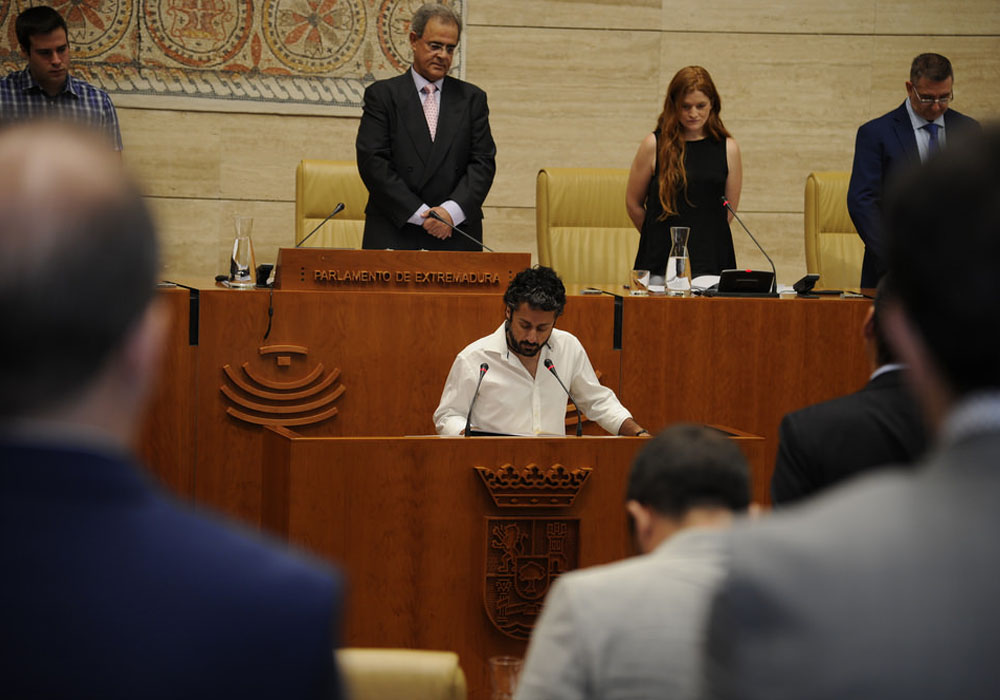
[702,269,777,298]
[793,273,842,298]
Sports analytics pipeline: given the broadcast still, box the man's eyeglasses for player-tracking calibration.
[911,87,953,106]
[423,41,456,55]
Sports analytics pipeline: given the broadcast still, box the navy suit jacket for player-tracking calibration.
[0,441,344,699]
[356,70,496,250]
[847,102,980,287]
[771,368,927,505]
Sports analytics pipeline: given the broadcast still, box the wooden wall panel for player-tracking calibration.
[658,0,879,33]
[868,38,1000,119]
[469,0,660,30]
[731,213,808,284]
[150,197,295,280]
[471,26,662,207]
[874,0,1000,34]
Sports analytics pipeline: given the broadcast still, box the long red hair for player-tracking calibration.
[655,66,731,219]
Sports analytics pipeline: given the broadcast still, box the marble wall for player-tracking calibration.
[121,0,1000,285]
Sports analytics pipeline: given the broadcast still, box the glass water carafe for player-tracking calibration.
[229,216,256,289]
[666,226,691,295]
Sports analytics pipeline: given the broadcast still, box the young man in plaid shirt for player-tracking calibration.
[0,6,122,151]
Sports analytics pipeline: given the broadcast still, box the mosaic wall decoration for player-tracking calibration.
[0,0,466,115]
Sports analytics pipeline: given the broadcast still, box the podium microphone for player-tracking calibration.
[721,197,777,294]
[427,210,496,252]
[464,362,489,436]
[297,202,345,248]
[544,359,582,437]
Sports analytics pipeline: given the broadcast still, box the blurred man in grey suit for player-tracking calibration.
[705,127,1000,698]
[516,424,751,700]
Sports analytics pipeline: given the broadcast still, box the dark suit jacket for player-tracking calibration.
[771,368,928,505]
[847,102,980,287]
[356,70,496,250]
[0,440,343,699]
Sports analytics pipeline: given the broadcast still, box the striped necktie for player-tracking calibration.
[924,122,940,157]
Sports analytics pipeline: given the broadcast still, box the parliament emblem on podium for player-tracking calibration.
[220,344,345,426]
[477,463,589,638]
[474,463,592,508]
[484,518,579,640]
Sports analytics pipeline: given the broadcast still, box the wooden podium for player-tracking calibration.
[142,283,869,519]
[260,427,763,700]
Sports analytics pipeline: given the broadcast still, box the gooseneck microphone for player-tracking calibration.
[721,197,777,294]
[544,359,582,437]
[296,202,345,248]
[464,362,489,436]
[426,210,496,252]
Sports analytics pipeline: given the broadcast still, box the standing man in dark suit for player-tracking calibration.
[356,3,496,251]
[705,128,1000,699]
[0,123,343,699]
[770,277,927,505]
[847,53,980,288]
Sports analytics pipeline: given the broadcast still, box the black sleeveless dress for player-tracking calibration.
[633,133,735,278]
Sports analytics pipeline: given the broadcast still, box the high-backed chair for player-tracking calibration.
[295,160,368,248]
[536,168,639,287]
[804,171,865,289]
[336,648,467,700]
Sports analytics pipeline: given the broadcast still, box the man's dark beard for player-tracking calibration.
[505,323,541,357]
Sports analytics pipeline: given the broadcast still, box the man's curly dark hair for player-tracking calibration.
[503,266,566,318]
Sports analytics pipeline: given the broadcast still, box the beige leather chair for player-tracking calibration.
[536,168,639,287]
[295,160,368,248]
[336,648,467,700]
[804,171,865,289]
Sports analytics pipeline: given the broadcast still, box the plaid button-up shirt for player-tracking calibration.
[0,67,122,150]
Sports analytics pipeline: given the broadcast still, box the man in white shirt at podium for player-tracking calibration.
[434,266,647,437]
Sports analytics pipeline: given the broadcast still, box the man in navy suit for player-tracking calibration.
[847,53,980,288]
[356,3,496,250]
[770,277,927,505]
[0,123,344,699]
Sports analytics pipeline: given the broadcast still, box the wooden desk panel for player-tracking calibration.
[620,295,871,503]
[143,286,869,518]
[137,285,196,497]
[193,289,620,522]
[260,431,763,700]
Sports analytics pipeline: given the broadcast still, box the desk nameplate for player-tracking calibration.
[274,248,531,292]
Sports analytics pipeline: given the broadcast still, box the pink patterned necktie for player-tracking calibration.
[422,84,438,141]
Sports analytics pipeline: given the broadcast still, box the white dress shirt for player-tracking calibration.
[433,324,632,436]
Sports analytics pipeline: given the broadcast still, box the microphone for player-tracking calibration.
[427,210,496,252]
[297,202,345,248]
[721,197,777,294]
[544,359,582,437]
[464,362,489,436]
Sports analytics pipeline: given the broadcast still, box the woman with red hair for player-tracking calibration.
[626,66,743,282]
